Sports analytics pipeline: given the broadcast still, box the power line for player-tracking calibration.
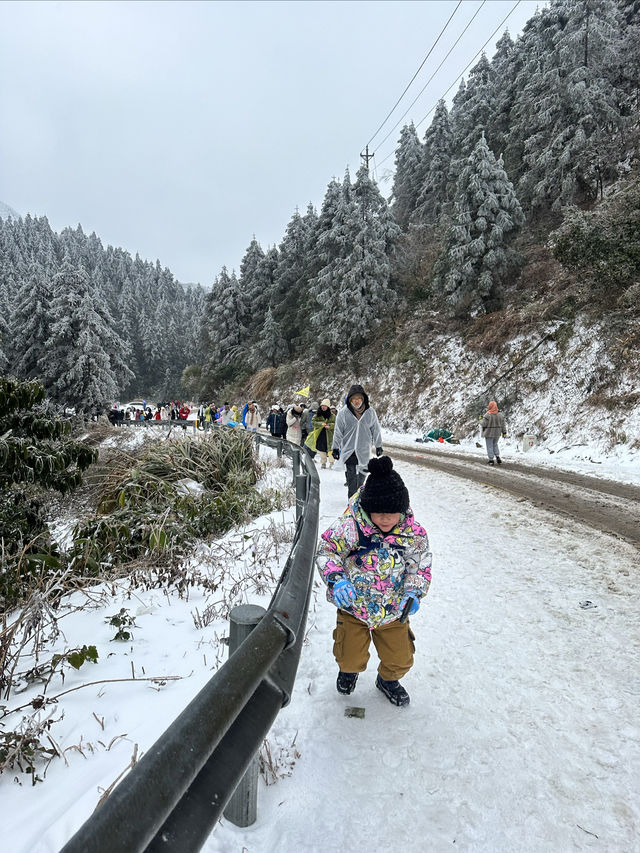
[374,0,522,170]
[371,0,487,156]
[365,0,463,149]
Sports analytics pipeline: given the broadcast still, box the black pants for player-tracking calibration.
[345,457,366,497]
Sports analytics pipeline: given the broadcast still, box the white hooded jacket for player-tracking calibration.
[332,386,382,473]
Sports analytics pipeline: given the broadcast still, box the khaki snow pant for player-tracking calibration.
[318,450,334,468]
[333,610,415,681]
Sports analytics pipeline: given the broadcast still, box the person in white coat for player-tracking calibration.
[332,383,383,497]
[286,403,304,445]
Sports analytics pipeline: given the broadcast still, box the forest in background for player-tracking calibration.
[0,0,638,413]
[189,0,639,401]
[0,218,205,411]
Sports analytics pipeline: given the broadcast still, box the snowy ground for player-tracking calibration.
[382,427,640,488]
[2,442,639,853]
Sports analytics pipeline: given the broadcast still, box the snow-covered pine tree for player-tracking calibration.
[239,237,267,338]
[116,277,142,390]
[311,167,400,353]
[436,133,524,315]
[248,246,281,366]
[412,100,454,227]
[450,54,497,176]
[272,208,314,353]
[10,261,53,380]
[308,172,358,351]
[38,260,120,411]
[91,267,135,394]
[510,0,628,210]
[615,0,640,116]
[486,31,519,168]
[389,123,423,230]
[254,305,284,368]
[204,266,248,366]
[0,301,8,374]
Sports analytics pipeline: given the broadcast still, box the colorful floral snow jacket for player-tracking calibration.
[316,494,432,628]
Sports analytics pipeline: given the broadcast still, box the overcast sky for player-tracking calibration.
[0,0,544,286]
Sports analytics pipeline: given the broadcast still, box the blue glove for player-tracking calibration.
[399,591,420,616]
[333,577,357,608]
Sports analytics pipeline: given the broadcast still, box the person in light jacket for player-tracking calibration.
[305,398,336,468]
[286,403,304,445]
[245,401,260,432]
[332,383,383,497]
[480,400,507,465]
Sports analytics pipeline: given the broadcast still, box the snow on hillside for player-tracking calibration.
[2,439,638,853]
[269,314,639,466]
[0,200,20,219]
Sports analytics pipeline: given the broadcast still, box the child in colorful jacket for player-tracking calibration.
[316,455,431,707]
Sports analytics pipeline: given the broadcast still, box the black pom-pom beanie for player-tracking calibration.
[359,456,410,514]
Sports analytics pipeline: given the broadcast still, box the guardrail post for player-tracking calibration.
[222,604,267,828]
[291,447,300,485]
[295,473,308,521]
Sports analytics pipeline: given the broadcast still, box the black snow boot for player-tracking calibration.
[376,675,410,707]
[336,671,358,695]
[487,459,495,465]
[496,456,502,464]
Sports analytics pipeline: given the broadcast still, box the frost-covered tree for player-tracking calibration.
[450,54,497,175]
[510,0,628,210]
[310,167,400,353]
[308,172,358,350]
[0,309,8,374]
[117,276,142,384]
[486,31,519,164]
[412,100,454,226]
[10,261,54,379]
[0,214,202,399]
[615,0,640,114]
[389,123,423,230]
[272,208,314,352]
[202,266,248,367]
[91,268,134,393]
[38,261,120,411]
[239,237,267,337]
[435,134,525,314]
[254,306,284,368]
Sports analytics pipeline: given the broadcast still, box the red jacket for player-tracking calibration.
[178,406,190,420]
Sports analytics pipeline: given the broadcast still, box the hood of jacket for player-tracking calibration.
[346,383,369,415]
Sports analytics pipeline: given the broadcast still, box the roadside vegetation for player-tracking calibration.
[1,393,294,781]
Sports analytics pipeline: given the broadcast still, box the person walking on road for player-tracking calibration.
[332,383,383,497]
[316,455,432,707]
[286,403,305,446]
[245,401,260,433]
[305,398,336,468]
[480,400,507,465]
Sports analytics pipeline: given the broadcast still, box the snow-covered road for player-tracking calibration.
[210,456,640,853]
[3,448,638,853]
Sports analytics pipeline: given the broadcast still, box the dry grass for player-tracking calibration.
[244,367,277,400]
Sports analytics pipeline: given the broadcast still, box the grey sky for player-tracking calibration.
[1,0,543,286]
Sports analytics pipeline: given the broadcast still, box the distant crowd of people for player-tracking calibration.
[105,387,386,493]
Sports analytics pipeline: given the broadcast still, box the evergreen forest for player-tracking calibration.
[194,0,639,397]
[1,0,638,410]
[0,217,205,411]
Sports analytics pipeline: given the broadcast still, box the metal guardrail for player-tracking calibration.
[60,434,319,853]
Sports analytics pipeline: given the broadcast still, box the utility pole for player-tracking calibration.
[360,144,374,171]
